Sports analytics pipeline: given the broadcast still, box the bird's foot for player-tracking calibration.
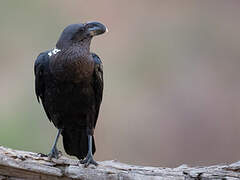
[48,147,61,159]
[80,153,98,167]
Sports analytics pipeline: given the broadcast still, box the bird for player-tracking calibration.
[34,22,107,166]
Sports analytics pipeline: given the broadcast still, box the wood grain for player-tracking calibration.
[0,146,240,179]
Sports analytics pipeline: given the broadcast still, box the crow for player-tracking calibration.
[34,22,107,166]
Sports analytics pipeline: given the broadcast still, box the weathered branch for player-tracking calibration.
[0,146,240,179]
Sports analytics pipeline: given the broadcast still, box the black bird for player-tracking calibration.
[34,22,106,166]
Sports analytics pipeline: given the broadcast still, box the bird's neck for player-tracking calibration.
[58,41,91,59]
[73,43,91,58]
[57,38,91,54]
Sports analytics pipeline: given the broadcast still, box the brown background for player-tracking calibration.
[0,0,240,167]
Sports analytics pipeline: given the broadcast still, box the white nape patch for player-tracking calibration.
[48,48,61,57]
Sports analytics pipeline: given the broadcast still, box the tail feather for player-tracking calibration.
[62,129,96,160]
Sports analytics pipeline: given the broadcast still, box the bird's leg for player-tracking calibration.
[80,135,98,167]
[48,129,62,159]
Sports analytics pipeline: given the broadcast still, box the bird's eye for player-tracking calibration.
[71,28,85,41]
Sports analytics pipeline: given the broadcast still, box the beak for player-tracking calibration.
[85,21,108,37]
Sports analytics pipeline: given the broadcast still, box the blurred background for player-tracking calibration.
[0,0,240,168]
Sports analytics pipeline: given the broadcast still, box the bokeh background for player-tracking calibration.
[0,0,240,167]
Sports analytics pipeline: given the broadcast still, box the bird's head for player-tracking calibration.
[56,21,107,49]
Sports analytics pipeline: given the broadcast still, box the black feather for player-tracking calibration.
[34,51,52,121]
[34,22,105,160]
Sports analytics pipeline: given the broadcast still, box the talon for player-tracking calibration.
[48,147,60,159]
[80,159,87,164]
[80,153,98,167]
[80,153,90,164]
[79,135,98,167]
[85,158,98,167]
[48,129,62,160]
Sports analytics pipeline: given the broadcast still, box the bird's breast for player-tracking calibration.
[49,52,94,83]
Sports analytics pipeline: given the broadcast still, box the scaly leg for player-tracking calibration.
[48,129,62,159]
[80,135,98,167]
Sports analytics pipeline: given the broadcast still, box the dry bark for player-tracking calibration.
[0,146,240,179]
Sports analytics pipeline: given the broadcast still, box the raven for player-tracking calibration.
[34,22,107,166]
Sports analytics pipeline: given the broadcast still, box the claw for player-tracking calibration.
[80,153,91,164]
[80,153,98,167]
[48,129,62,160]
[79,135,98,167]
[48,147,61,159]
[85,157,98,167]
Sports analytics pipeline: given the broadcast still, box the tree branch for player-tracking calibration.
[0,146,240,179]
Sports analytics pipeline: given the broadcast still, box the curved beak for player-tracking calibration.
[85,21,108,37]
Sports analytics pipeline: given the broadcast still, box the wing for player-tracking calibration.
[91,53,103,127]
[34,51,51,121]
